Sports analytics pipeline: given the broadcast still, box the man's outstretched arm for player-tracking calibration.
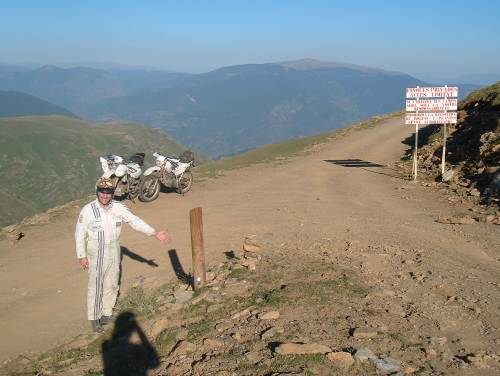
[118,204,171,245]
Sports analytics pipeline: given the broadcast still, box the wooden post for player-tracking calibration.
[189,207,206,290]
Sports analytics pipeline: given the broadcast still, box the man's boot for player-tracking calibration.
[90,320,104,333]
[100,314,116,325]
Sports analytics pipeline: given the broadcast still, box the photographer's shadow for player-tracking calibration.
[102,311,159,376]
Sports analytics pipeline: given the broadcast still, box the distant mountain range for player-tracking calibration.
[0,59,485,157]
[87,60,431,156]
[0,115,193,227]
[0,65,187,114]
[414,72,500,86]
[0,90,76,118]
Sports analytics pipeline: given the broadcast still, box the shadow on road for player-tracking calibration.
[121,246,158,267]
[102,311,160,376]
[324,159,407,180]
[168,249,193,285]
[324,159,385,168]
[117,246,159,290]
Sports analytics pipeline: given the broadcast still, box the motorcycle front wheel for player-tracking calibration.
[177,171,193,194]
[139,175,161,202]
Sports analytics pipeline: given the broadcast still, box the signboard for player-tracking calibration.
[406,86,458,98]
[405,112,457,125]
[405,85,458,181]
[406,98,458,111]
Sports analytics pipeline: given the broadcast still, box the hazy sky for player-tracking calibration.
[2,0,499,79]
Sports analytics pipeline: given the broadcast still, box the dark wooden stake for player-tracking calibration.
[189,207,206,289]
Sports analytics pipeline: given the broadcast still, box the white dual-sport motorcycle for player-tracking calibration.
[99,153,145,200]
[139,151,194,202]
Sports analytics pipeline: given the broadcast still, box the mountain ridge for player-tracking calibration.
[88,61,429,157]
[0,90,76,118]
[0,59,484,158]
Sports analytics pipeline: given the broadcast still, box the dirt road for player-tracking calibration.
[1,115,498,365]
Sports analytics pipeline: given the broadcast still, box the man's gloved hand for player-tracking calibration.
[154,230,171,245]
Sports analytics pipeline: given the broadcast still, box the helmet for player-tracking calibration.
[96,177,115,194]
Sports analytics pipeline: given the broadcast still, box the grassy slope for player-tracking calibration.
[0,115,189,227]
[461,81,500,107]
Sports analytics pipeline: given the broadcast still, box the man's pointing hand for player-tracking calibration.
[154,230,171,245]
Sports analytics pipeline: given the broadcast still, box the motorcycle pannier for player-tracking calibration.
[114,164,128,177]
[129,152,145,166]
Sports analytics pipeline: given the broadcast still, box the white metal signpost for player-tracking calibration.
[405,86,458,181]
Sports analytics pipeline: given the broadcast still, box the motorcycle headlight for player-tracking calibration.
[155,159,163,167]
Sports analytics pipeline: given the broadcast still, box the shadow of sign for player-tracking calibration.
[324,159,408,180]
[324,159,385,168]
[101,311,160,376]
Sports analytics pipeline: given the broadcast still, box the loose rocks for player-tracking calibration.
[353,348,376,361]
[174,289,194,304]
[369,357,401,375]
[243,237,262,253]
[274,342,331,355]
[260,326,284,339]
[351,327,379,338]
[259,310,280,320]
[326,352,355,368]
[436,216,476,225]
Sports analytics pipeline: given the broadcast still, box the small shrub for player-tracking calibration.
[116,287,157,317]
[156,327,179,353]
[187,319,212,341]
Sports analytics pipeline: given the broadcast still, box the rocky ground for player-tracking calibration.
[4,226,500,376]
[1,112,499,376]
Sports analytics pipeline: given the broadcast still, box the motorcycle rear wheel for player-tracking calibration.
[128,178,140,200]
[139,175,161,202]
[177,171,193,194]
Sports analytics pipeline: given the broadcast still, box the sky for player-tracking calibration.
[1,0,499,81]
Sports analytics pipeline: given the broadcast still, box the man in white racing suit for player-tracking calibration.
[75,177,170,333]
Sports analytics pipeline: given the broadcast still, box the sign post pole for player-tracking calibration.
[414,123,419,181]
[441,86,448,179]
[413,91,420,181]
[441,122,447,177]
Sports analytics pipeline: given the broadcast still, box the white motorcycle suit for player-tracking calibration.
[75,199,156,321]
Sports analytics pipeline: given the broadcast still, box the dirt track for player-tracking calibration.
[1,115,499,366]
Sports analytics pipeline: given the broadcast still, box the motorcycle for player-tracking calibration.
[139,150,194,202]
[99,152,145,200]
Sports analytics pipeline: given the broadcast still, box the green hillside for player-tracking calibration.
[0,90,76,118]
[0,115,195,227]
